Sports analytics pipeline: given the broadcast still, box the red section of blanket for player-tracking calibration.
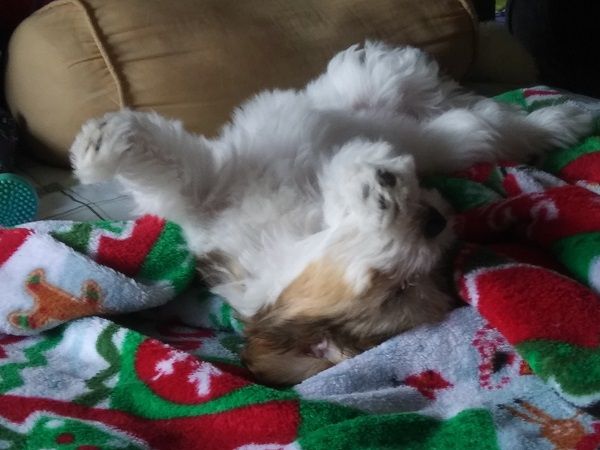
[0,228,30,267]
[96,215,165,277]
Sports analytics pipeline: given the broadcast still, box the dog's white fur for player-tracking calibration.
[71,42,592,383]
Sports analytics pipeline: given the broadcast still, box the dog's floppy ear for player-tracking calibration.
[240,257,393,384]
[240,257,355,385]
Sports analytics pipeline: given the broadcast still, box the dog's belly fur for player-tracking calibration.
[70,42,593,385]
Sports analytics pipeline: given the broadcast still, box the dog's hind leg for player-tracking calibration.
[413,102,594,173]
[70,110,223,225]
[469,101,594,158]
[305,42,447,117]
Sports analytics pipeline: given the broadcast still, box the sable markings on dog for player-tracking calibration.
[70,41,593,384]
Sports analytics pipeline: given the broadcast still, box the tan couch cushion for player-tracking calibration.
[5,0,477,167]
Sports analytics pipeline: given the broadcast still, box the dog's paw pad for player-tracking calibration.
[91,120,108,152]
[355,165,415,228]
[376,169,397,188]
[377,193,389,210]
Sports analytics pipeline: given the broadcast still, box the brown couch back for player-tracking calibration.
[5,0,477,167]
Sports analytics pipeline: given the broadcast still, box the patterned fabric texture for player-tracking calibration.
[1,87,600,449]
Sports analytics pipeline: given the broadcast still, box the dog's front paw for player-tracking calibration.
[70,111,139,184]
[528,103,595,149]
[322,140,420,230]
[356,162,418,229]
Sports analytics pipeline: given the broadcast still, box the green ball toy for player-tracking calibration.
[1,109,38,227]
[0,173,38,227]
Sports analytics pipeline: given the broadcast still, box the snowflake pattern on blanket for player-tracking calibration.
[1,87,600,449]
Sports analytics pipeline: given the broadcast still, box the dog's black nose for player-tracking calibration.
[423,207,447,238]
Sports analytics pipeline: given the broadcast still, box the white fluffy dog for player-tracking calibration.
[71,42,592,385]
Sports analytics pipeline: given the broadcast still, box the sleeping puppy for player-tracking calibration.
[70,42,592,385]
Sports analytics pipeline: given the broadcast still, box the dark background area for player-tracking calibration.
[507,0,600,98]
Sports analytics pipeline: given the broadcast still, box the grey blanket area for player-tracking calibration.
[294,306,592,450]
[295,307,552,414]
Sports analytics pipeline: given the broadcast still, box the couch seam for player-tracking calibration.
[455,0,480,72]
[39,0,127,108]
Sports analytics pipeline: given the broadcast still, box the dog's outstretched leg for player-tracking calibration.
[70,110,221,226]
[305,41,446,117]
[415,102,594,173]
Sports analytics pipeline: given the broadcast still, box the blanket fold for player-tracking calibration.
[2,87,600,449]
[0,215,196,334]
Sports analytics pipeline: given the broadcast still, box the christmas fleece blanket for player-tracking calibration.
[2,87,600,449]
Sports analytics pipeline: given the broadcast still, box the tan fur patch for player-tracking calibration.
[276,258,358,319]
[241,255,453,385]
